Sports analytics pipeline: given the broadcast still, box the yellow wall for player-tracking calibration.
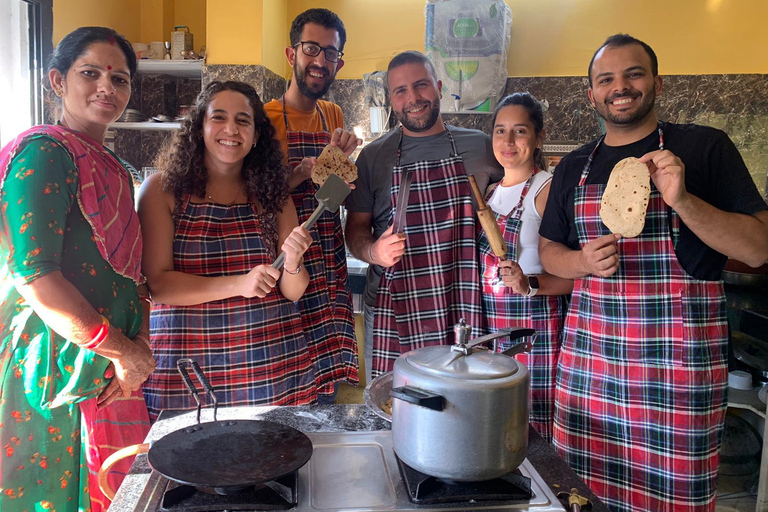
[288,0,768,79]
[53,0,768,77]
[206,0,262,65]
[262,0,289,74]
[139,0,174,45]
[175,0,207,51]
[53,0,141,44]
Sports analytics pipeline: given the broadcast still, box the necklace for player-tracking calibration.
[207,182,244,205]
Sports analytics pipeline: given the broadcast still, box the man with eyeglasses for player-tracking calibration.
[265,8,360,405]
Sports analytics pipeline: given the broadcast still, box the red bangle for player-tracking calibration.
[82,315,109,349]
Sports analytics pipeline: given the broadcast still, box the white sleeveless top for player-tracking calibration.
[487,171,553,275]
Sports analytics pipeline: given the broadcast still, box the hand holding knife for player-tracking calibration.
[391,169,414,234]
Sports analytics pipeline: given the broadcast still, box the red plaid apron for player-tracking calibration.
[478,169,567,442]
[143,198,317,418]
[372,128,484,375]
[282,99,358,393]
[552,127,728,512]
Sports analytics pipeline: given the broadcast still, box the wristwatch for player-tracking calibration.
[525,276,540,297]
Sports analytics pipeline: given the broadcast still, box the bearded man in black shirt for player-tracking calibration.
[538,33,768,512]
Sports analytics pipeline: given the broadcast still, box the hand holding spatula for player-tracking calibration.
[272,174,350,269]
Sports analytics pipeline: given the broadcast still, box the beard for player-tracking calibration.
[294,62,334,100]
[394,98,441,133]
[595,88,656,126]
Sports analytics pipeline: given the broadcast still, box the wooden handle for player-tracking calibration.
[468,176,507,260]
[98,443,150,500]
[478,210,507,260]
[467,175,487,209]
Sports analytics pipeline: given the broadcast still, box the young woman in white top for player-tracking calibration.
[478,92,573,442]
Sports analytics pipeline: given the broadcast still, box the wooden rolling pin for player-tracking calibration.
[468,175,507,260]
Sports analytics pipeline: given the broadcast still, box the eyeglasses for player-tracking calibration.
[294,41,343,63]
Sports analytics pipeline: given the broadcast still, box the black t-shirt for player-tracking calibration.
[539,122,768,281]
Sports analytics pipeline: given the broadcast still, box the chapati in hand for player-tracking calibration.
[600,157,651,238]
[311,144,358,185]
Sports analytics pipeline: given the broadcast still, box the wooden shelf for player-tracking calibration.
[137,60,203,78]
[110,122,181,131]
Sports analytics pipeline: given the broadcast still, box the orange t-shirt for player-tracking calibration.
[264,99,344,163]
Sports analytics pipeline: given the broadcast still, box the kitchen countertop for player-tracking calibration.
[108,404,609,512]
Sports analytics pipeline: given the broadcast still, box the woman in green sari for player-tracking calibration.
[0,27,156,512]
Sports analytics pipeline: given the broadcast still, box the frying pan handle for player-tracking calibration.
[98,443,150,500]
[176,359,219,423]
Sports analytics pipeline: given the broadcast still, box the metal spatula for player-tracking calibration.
[272,173,350,269]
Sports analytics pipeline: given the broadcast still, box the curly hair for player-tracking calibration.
[157,80,289,217]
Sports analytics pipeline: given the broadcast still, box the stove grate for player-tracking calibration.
[395,454,533,505]
[158,470,298,511]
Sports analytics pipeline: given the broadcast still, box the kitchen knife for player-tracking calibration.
[468,175,507,260]
[272,173,350,269]
[391,169,414,234]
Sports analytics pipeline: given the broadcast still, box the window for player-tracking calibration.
[0,0,52,146]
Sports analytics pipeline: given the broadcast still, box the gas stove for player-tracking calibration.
[128,430,564,512]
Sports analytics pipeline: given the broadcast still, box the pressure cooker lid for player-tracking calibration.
[403,345,520,380]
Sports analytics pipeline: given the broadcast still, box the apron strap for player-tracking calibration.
[395,126,458,167]
[281,96,329,132]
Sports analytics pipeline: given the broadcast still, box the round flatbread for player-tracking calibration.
[599,157,651,238]
[311,144,358,185]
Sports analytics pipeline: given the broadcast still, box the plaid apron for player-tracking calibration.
[552,127,728,512]
[478,169,567,442]
[372,128,484,376]
[282,99,358,393]
[143,198,316,419]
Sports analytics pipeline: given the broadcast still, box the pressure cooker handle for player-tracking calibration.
[465,327,536,349]
[390,385,444,411]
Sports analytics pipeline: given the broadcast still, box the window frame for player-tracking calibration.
[23,0,53,125]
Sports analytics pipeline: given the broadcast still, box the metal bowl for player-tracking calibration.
[363,372,392,422]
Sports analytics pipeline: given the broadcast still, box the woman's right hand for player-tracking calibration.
[239,265,281,298]
[281,225,312,273]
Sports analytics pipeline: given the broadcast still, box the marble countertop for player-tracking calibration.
[109,404,609,512]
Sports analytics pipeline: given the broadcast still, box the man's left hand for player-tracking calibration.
[640,150,688,209]
[330,127,362,157]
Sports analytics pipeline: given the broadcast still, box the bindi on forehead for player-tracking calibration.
[107,65,112,70]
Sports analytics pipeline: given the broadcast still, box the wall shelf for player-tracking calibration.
[137,60,203,79]
[110,122,181,131]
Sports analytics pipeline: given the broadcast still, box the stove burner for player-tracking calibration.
[395,454,533,505]
[159,471,298,511]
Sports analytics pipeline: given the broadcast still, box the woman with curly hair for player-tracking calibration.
[138,81,314,418]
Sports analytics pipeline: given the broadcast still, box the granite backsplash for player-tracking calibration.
[113,67,768,199]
